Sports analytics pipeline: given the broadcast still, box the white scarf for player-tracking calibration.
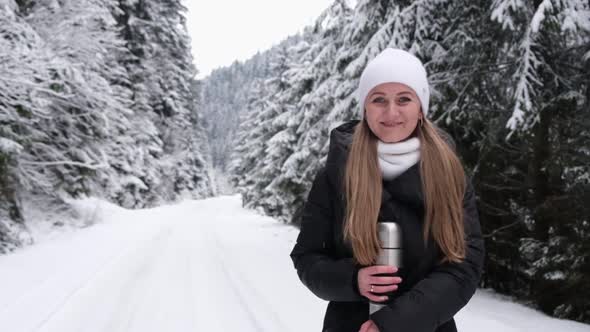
[377,137,421,180]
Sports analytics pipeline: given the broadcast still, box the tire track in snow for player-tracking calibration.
[184,247,198,332]
[33,224,175,332]
[108,225,176,332]
[197,221,265,332]
[208,227,291,332]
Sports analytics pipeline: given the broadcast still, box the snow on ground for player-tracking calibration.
[0,194,588,332]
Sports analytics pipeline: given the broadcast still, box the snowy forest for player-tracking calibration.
[201,0,590,324]
[1,0,589,327]
[0,0,214,252]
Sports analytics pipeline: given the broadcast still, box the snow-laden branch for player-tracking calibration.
[19,159,108,170]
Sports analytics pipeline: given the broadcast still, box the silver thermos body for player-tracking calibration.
[369,221,402,315]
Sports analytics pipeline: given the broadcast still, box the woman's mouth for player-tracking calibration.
[381,121,403,127]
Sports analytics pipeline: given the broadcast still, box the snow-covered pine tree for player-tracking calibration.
[18,0,130,199]
[486,0,590,321]
[265,1,356,223]
[251,34,319,220]
[491,0,590,133]
[201,57,267,175]
[116,0,212,203]
[1,0,137,250]
[1,0,214,253]
[0,0,35,253]
[228,78,268,203]
[239,43,296,212]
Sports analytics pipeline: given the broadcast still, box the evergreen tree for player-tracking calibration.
[0,0,34,252]
[116,0,212,203]
[0,0,214,252]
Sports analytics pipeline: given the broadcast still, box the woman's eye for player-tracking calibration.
[399,97,411,103]
[373,97,385,103]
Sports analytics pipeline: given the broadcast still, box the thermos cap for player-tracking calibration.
[377,221,402,248]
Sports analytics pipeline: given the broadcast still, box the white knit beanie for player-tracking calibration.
[358,48,430,119]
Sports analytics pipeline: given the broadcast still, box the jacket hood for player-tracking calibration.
[326,119,360,174]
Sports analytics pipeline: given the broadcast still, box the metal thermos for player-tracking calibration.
[369,221,402,315]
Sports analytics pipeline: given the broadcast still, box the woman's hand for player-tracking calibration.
[359,319,380,332]
[357,265,402,302]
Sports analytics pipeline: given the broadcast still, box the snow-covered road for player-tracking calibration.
[0,195,588,332]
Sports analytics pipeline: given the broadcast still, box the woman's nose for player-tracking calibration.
[385,102,401,116]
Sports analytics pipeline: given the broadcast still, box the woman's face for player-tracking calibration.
[363,82,423,143]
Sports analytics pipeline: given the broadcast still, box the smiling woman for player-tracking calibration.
[290,48,485,332]
[364,83,423,143]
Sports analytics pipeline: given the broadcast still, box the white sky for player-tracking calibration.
[184,0,334,79]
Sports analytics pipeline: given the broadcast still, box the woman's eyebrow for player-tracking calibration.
[370,91,413,97]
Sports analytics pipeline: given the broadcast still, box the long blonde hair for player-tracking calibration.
[343,118,466,265]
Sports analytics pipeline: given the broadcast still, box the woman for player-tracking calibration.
[289,48,485,332]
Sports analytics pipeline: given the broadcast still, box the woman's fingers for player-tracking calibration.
[368,320,380,332]
[367,265,397,275]
[359,320,380,332]
[369,275,402,285]
[359,320,371,332]
[365,292,389,302]
[370,284,398,294]
[357,265,402,302]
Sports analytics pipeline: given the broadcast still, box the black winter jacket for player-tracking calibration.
[289,119,485,332]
